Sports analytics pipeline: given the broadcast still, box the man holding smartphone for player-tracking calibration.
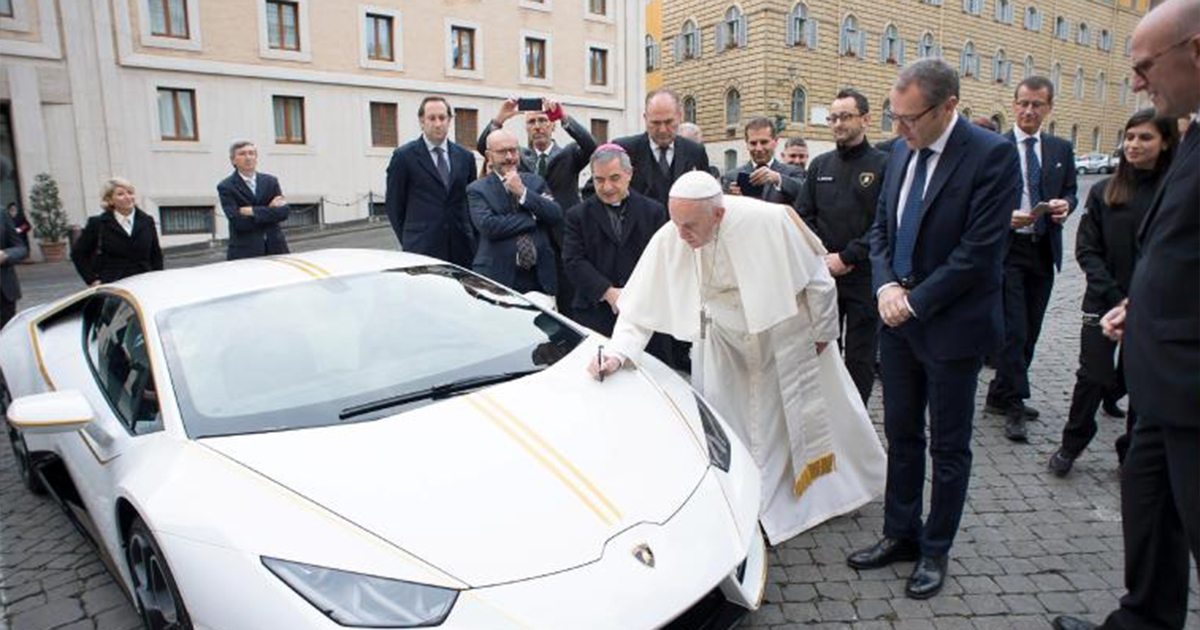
[721,117,805,205]
[985,76,1078,442]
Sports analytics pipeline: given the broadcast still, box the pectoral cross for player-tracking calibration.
[700,308,711,340]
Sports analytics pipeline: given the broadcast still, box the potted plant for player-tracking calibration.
[27,173,70,262]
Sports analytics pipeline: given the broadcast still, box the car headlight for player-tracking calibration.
[694,394,731,472]
[262,557,458,627]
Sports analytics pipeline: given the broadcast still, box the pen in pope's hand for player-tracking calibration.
[598,345,605,382]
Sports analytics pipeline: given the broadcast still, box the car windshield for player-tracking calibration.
[157,265,584,438]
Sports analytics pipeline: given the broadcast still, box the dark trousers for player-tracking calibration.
[879,328,981,557]
[1100,422,1199,630]
[0,297,14,330]
[1062,322,1128,457]
[836,277,878,404]
[987,234,1055,407]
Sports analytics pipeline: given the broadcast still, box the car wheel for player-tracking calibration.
[3,380,46,495]
[1076,167,1086,174]
[127,517,193,630]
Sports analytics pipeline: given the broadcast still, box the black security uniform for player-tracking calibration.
[796,139,887,403]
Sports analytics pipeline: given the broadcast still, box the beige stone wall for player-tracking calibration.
[663,0,1145,163]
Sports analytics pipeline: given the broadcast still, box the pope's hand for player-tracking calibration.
[588,354,622,380]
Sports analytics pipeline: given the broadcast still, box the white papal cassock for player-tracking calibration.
[607,192,887,545]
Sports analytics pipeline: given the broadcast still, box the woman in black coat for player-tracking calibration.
[72,177,164,286]
[1048,109,1179,477]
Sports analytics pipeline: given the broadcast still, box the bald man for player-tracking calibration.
[1052,1,1200,629]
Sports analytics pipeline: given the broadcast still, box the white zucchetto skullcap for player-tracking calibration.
[669,170,723,200]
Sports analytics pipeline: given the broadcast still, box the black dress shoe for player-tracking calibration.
[1018,402,1040,420]
[1051,615,1098,630]
[846,537,920,570]
[1101,399,1126,418]
[1048,449,1075,477]
[1005,413,1029,442]
[905,554,948,599]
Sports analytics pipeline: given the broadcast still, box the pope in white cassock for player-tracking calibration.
[588,171,887,545]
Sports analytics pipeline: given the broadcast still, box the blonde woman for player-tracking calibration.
[71,177,164,286]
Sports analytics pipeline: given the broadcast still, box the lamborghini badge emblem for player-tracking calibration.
[859,173,876,188]
[632,544,656,568]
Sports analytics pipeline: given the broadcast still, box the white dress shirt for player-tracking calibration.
[1011,125,1043,234]
[649,138,675,170]
[115,210,135,236]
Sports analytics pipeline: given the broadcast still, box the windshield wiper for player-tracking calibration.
[338,369,543,420]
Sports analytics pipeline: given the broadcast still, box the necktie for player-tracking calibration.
[434,146,451,187]
[510,194,538,269]
[1023,136,1047,237]
[536,153,548,178]
[658,146,671,177]
[892,148,935,281]
[246,177,256,196]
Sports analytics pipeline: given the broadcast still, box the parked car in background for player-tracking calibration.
[1075,152,1117,174]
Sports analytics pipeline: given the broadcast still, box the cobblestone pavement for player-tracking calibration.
[2,182,1197,629]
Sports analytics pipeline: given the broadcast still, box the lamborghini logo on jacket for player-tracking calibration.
[859,173,877,188]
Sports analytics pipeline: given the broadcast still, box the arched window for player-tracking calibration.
[725,89,741,127]
[996,0,1013,23]
[962,0,983,16]
[1074,66,1085,100]
[787,3,816,48]
[840,15,863,57]
[678,19,701,60]
[1070,124,1078,147]
[1120,76,1130,106]
[1024,55,1035,79]
[683,96,697,123]
[1099,29,1112,51]
[717,6,747,51]
[992,48,1010,85]
[1051,62,1062,92]
[645,35,659,72]
[1096,72,1107,103]
[1048,120,1056,136]
[962,107,973,120]
[991,113,1004,131]
[1092,127,1101,151]
[879,24,903,64]
[1054,16,1068,40]
[791,87,807,124]
[960,41,979,78]
[881,98,893,132]
[919,32,937,57]
[723,149,738,173]
[1024,6,1041,31]
[1076,22,1090,46]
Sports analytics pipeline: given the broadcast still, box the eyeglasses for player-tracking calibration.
[1014,100,1049,110]
[1132,33,1199,80]
[489,147,520,156]
[825,112,862,124]
[884,101,941,127]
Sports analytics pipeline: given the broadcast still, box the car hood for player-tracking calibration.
[200,350,713,587]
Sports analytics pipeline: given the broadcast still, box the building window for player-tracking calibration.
[840,15,863,57]
[525,37,547,79]
[717,6,746,51]
[1070,124,1078,147]
[266,0,300,51]
[1092,127,1101,152]
[1124,35,1132,57]
[452,26,476,70]
[365,13,393,61]
[881,98,893,132]
[923,0,943,6]
[272,96,305,144]
[156,88,197,141]
[1024,6,1041,31]
[1076,22,1091,46]
[960,41,979,78]
[1054,16,1068,40]
[1099,29,1113,51]
[454,108,477,145]
[1074,67,1085,100]
[683,96,697,123]
[919,32,937,57]
[1024,55,1035,79]
[645,35,659,72]
[159,206,213,235]
[723,149,738,173]
[678,20,701,60]
[590,118,608,143]
[962,0,982,16]
[1048,121,1056,136]
[0,0,12,17]
[879,24,903,64]
[148,0,189,38]
[1120,76,1130,105]
[725,89,740,127]
[992,49,1010,84]
[787,3,816,48]
[791,87,807,124]
[588,47,608,86]
[370,102,398,147]
[1096,72,1107,103]
[1051,62,1062,92]
[995,0,1013,23]
[588,0,606,15]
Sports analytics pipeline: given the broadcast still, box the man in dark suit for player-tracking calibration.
[721,117,805,206]
[477,98,597,316]
[216,141,290,260]
[613,88,711,209]
[849,58,1021,600]
[385,96,477,268]
[984,75,1079,442]
[1053,2,1199,628]
[468,129,562,295]
[562,144,671,363]
[0,210,26,328]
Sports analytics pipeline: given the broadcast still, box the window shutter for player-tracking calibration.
[808,20,819,49]
[715,23,725,52]
[673,36,682,62]
[898,39,906,65]
[697,28,703,57]
[738,14,747,47]
[858,31,867,57]
[879,33,888,62]
[786,14,796,46]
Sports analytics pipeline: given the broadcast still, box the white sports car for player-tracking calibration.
[2,249,766,630]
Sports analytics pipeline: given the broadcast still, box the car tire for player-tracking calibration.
[126,517,194,630]
[3,379,47,496]
[1076,167,1087,175]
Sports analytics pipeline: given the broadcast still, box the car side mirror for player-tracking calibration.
[6,390,95,434]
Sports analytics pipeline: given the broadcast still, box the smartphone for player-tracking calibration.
[1030,201,1052,217]
[517,98,543,112]
[737,172,764,198]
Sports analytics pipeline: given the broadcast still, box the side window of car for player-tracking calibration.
[83,296,162,435]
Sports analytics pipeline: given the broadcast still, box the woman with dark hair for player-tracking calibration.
[71,177,164,286]
[1048,108,1179,477]
[6,202,30,251]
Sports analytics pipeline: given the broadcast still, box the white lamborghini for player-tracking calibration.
[2,249,766,630]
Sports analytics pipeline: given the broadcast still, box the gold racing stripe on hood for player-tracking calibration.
[465,393,623,527]
[276,255,332,277]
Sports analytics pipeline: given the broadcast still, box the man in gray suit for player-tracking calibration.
[722,117,805,205]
